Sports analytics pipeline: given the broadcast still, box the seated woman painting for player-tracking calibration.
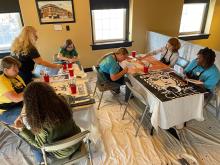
[14,82,81,164]
[139,37,181,67]
[184,47,220,92]
[0,56,25,124]
[57,39,79,64]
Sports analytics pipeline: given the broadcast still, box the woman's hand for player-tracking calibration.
[68,58,78,63]
[56,64,62,69]
[127,67,138,74]
[13,116,24,129]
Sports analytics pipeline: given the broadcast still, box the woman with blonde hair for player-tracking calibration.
[138,37,181,67]
[11,26,62,84]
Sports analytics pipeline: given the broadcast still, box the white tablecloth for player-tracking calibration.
[128,74,205,130]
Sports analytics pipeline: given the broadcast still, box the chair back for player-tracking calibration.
[42,130,90,152]
[126,81,148,105]
[215,80,220,96]
[127,75,148,102]
[92,66,108,84]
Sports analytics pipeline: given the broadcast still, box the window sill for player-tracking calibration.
[178,34,210,41]
[91,41,133,50]
[0,50,10,58]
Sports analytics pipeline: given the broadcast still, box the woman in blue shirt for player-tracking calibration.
[184,47,220,92]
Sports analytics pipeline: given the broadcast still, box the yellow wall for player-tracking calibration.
[19,0,183,68]
[192,0,220,51]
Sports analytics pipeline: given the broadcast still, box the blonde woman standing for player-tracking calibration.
[11,26,62,84]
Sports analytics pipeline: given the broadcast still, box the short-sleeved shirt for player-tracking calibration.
[99,54,121,75]
[184,59,220,91]
[0,74,26,104]
[14,47,41,73]
[151,47,179,67]
[59,48,78,58]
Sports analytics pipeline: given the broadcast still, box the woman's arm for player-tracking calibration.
[110,67,128,81]
[3,91,23,103]
[57,53,78,63]
[33,57,62,69]
[137,47,164,60]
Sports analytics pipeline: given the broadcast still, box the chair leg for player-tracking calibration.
[97,92,104,110]
[87,139,93,165]
[93,84,97,97]
[135,107,149,137]
[41,148,48,165]
[122,93,132,120]
[122,103,129,120]
[216,96,220,118]
[150,127,154,136]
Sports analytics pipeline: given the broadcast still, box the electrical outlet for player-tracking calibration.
[66,25,70,31]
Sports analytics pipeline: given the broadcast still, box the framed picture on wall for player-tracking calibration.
[35,0,75,24]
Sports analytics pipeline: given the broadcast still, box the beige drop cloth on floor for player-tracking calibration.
[0,72,220,165]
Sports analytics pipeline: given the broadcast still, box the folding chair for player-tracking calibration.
[204,81,220,118]
[41,130,93,165]
[92,66,122,110]
[122,81,154,137]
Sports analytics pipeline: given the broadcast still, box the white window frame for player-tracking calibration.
[0,12,23,52]
[179,0,209,35]
[91,9,127,43]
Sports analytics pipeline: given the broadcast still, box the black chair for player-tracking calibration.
[92,66,122,110]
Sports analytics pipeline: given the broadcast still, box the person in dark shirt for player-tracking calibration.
[11,26,62,84]
[14,82,81,164]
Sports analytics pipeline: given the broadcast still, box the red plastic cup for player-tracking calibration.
[68,69,74,77]
[68,63,72,69]
[43,75,50,82]
[62,63,67,71]
[131,51,136,58]
[143,66,148,73]
[70,84,77,94]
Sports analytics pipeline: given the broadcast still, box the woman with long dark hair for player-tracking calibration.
[14,82,81,164]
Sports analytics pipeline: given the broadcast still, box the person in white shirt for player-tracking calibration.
[139,37,181,67]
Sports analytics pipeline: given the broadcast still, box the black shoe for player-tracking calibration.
[166,128,180,141]
[111,88,120,95]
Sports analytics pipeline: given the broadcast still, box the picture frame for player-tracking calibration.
[35,0,75,24]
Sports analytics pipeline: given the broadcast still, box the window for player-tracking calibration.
[90,0,131,50]
[179,0,209,36]
[0,13,23,51]
[92,9,126,43]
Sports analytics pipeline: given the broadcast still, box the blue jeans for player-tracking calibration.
[0,104,22,125]
[32,147,43,165]
[32,147,54,165]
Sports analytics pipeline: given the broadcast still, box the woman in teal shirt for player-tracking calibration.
[184,47,220,92]
[57,39,79,63]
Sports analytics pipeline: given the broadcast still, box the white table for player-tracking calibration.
[128,72,205,130]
